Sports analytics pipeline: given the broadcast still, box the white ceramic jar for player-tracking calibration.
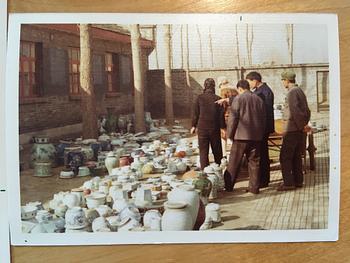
[92,216,111,232]
[65,207,88,230]
[205,203,221,223]
[161,202,192,231]
[143,210,162,231]
[167,184,199,229]
[85,192,106,209]
[63,193,80,208]
[95,205,113,218]
[105,151,119,175]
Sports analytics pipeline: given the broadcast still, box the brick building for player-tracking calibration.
[19,24,154,144]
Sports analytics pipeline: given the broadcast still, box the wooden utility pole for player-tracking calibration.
[131,24,146,133]
[79,24,98,139]
[164,24,174,125]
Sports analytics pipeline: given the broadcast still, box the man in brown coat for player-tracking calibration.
[278,71,311,191]
[224,80,266,194]
[191,78,226,169]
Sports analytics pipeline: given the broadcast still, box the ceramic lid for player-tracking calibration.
[164,201,187,209]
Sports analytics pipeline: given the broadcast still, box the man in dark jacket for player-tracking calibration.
[246,71,275,188]
[224,80,266,194]
[191,78,226,169]
[278,71,311,191]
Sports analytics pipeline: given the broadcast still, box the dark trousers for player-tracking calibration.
[259,135,270,187]
[198,129,223,169]
[225,140,261,192]
[280,131,304,186]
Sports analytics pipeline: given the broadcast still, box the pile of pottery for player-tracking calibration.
[23,119,228,232]
[21,168,223,233]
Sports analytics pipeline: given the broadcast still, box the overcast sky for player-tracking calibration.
[146,24,328,70]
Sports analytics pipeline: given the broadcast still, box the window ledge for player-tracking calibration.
[20,97,48,105]
[105,92,122,98]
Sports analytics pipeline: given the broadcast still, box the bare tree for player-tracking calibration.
[154,25,160,69]
[130,24,146,133]
[286,24,294,64]
[208,25,214,68]
[246,24,254,65]
[184,24,192,116]
[164,24,174,124]
[235,24,241,80]
[79,24,98,139]
[196,25,203,68]
[180,24,184,69]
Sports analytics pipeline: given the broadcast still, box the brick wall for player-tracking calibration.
[19,25,151,134]
[146,64,329,119]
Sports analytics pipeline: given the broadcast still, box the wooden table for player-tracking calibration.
[268,119,316,171]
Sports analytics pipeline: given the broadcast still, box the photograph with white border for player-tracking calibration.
[5,13,340,245]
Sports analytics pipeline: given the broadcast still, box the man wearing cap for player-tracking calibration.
[278,71,311,191]
[245,71,275,188]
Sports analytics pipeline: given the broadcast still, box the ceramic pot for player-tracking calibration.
[71,188,86,206]
[65,207,88,229]
[205,203,221,223]
[95,205,113,217]
[119,155,132,167]
[161,202,192,231]
[59,169,74,179]
[54,204,68,218]
[143,210,162,231]
[78,166,90,177]
[35,210,53,223]
[92,217,111,232]
[105,152,119,175]
[106,215,121,231]
[134,187,153,207]
[81,146,94,162]
[110,188,128,202]
[207,174,219,199]
[90,142,102,161]
[85,192,106,209]
[167,184,200,229]
[56,140,73,165]
[34,162,52,177]
[30,139,57,168]
[21,205,38,220]
[193,172,212,206]
[63,193,80,208]
[112,199,129,213]
[84,208,100,224]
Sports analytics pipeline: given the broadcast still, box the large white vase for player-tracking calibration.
[167,184,199,229]
[104,152,119,175]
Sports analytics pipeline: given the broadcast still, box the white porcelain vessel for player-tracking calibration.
[161,202,192,231]
[35,210,53,223]
[21,205,38,220]
[207,174,218,199]
[65,207,88,230]
[105,151,119,175]
[63,193,80,208]
[167,184,199,229]
[92,217,111,232]
[134,187,153,207]
[95,205,113,217]
[143,210,162,231]
[205,203,221,223]
[54,204,68,218]
[85,192,106,209]
[71,188,86,206]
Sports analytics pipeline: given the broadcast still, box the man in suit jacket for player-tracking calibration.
[224,80,266,194]
[278,71,311,191]
[191,78,226,169]
[246,71,275,188]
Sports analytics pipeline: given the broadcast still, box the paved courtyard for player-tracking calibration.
[212,129,329,230]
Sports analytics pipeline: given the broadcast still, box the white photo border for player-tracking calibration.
[6,13,340,246]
